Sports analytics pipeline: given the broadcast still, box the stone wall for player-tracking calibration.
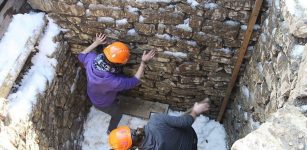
[31,33,91,149]
[27,0,261,117]
[224,0,307,146]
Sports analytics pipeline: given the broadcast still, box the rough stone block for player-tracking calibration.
[89,4,124,18]
[28,0,85,16]
[135,23,156,35]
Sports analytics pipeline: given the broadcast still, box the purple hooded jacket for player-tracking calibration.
[78,52,140,108]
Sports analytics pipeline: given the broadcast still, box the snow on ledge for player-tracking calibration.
[7,14,62,123]
[0,13,45,89]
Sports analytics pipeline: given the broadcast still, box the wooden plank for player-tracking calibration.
[217,0,263,122]
[118,96,169,119]
[0,18,47,98]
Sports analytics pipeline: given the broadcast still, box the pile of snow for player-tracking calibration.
[82,107,228,150]
[4,14,62,123]
[0,13,45,87]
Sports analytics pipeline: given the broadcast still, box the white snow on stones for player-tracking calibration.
[4,14,61,123]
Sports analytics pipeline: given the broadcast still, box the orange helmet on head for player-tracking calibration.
[108,126,132,150]
[103,42,130,64]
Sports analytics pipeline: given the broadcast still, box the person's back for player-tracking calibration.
[79,51,140,107]
[140,114,198,150]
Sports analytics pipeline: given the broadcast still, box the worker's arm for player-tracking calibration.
[108,75,141,91]
[155,114,195,128]
[189,100,210,119]
[134,50,156,80]
[80,33,107,54]
[157,101,210,128]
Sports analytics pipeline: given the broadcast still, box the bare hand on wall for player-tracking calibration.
[141,50,156,63]
[93,33,107,45]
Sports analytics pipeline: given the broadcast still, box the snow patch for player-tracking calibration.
[186,40,197,46]
[116,19,128,26]
[300,105,307,112]
[241,24,262,30]
[155,33,172,40]
[291,44,305,59]
[215,48,231,54]
[76,1,83,6]
[85,9,91,16]
[139,15,145,23]
[241,85,250,100]
[126,5,139,14]
[136,0,171,3]
[127,29,138,36]
[204,2,218,10]
[187,0,199,9]
[224,20,240,26]
[176,18,192,32]
[164,51,188,58]
[97,17,114,23]
[7,15,61,123]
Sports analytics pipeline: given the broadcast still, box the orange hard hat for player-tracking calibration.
[108,126,132,150]
[103,42,130,64]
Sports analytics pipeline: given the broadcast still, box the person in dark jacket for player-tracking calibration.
[78,33,155,132]
[108,99,210,150]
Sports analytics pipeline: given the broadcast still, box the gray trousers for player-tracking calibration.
[95,101,123,133]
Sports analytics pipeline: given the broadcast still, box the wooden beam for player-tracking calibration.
[217,0,263,122]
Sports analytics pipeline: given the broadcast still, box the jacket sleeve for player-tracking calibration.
[108,75,141,91]
[78,52,97,66]
[153,114,195,128]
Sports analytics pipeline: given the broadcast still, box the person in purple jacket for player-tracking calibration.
[78,33,155,133]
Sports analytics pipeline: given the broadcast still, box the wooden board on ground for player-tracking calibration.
[118,96,169,119]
